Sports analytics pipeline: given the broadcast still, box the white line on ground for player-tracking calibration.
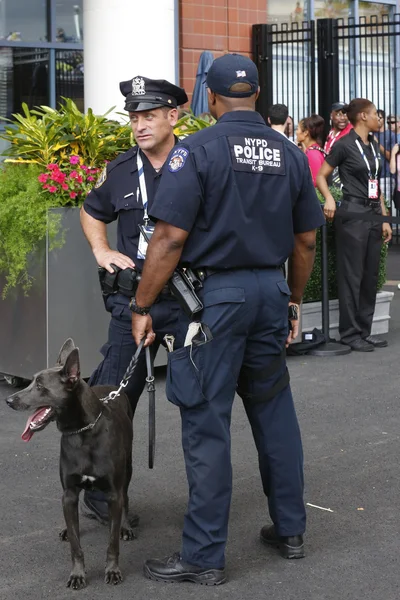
[306,502,334,512]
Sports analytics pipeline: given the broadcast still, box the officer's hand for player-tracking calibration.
[382,222,392,243]
[95,249,135,273]
[131,313,156,347]
[323,197,336,222]
[286,303,300,347]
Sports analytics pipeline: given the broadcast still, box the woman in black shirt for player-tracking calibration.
[316,98,392,352]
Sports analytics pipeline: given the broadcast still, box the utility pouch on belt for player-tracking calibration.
[118,268,140,297]
[98,264,121,296]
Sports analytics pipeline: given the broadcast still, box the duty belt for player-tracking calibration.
[192,265,284,281]
[342,195,380,208]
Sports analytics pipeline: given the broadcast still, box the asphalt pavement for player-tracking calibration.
[0,246,399,600]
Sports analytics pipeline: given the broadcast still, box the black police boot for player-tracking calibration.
[81,490,139,528]
[260,524,305,559]
[143,552,226,585]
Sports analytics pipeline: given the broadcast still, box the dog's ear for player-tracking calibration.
[61,348,81,386]
[57,338,76,366]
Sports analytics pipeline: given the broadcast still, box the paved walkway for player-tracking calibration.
[0,246,399,600]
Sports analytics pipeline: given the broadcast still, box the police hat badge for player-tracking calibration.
[132,77,146,96]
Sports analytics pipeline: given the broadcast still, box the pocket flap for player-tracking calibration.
[202,287,245,308]
[115,195,143,212]
[277,280,291,295]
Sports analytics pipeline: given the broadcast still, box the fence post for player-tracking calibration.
[317,19,339,137]
[252,24,273,121]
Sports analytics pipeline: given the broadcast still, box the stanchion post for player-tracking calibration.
[308,222,351,356]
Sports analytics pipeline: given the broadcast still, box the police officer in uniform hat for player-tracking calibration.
[130,53,325,584]
[80,76,188,524]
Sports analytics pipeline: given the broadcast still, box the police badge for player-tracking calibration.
[94,166,107,188]
[131,77,146,96]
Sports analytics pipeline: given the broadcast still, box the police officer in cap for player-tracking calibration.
[130,54,325,583]
[80,76,188,524]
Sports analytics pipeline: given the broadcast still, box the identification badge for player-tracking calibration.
[137,224,154,259]
[368,179,379,199]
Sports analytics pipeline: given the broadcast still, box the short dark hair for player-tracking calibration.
[377,109,385,120]
[343,98,374,125]
[300,114,325,146]
[268,103,289,125]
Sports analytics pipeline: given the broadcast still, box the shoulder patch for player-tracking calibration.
[228,136,285,175]
[168,147,189,173]
[94,166,107,188]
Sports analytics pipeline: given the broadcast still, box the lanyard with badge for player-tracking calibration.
[355,139,380,200]
[136,150,155,259]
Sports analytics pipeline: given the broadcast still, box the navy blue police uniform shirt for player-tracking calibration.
[149,111,325,269]
[83,146,162,270]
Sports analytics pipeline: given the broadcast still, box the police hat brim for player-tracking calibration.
[125,101,166,112]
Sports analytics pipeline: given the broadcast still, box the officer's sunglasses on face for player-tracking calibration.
[387,120,397,125]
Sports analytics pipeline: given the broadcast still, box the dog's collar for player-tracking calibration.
[61,410,103,437]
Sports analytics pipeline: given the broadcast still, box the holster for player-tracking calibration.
[98,264,139,297]
[98,264,121,296]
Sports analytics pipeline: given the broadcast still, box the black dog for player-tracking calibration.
[6,338,135,589]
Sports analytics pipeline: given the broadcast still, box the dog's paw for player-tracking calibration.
[120,526,136,541]
[59,528,68,541]
[67,571,86,590]
[104,565,123,585]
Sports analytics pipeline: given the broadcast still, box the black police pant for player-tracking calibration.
[89,293,180,415]
[335,201,383,344]
[165,269,305,569]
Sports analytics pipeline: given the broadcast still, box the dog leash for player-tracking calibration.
[101,338,156,468]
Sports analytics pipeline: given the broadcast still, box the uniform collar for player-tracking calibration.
[130,136,179,173]
[217,110,266,125]
[348,127,375,146]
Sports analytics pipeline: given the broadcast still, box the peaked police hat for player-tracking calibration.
[120,76,188,112]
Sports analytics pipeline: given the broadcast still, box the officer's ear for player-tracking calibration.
[255,86,260,101]
[167,107,179,127]
[207,89,217,108]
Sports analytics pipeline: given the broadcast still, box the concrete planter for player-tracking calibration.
[0,208,117,380]
[300,291,394,340]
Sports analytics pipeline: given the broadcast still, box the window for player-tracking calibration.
[0,47,49,118]
[55,0,83,43]
[267,0,306,25]
[0,0,47,42]
[56,49,83,110]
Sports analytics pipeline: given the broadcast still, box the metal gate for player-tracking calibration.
[253,15,400,130]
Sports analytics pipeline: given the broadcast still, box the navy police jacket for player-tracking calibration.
[83,146,162,270]
[150,111,325,269]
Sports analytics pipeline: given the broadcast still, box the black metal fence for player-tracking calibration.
[253,15,400,239]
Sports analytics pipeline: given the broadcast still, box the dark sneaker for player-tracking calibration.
[260,525,305,559]
[81,491,139,528]
[363,335,388,348]
[345,338,374,352]
[143,552,226,585]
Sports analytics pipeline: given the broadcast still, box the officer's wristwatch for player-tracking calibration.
[288,303,299,320]
[129,297,152,316]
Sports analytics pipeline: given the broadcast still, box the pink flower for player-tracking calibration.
[87,176,94,181]
[48,186,57,193]
[80,165,88,172]
[69,155,80,165]
[62,183,69,190]
[47,163,57,170]
[70,170,78,179]
[76,175,83,184]
[38,173,48,183]
[69,192,77,199]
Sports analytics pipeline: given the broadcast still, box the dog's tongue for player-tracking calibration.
[21,408,50,442]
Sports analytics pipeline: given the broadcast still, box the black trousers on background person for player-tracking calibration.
[335,199,383,344]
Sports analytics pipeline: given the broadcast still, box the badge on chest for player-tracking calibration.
[229,136,285,175]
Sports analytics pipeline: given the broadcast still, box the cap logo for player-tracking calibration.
[236,70,247,77]
[132,77,146,96]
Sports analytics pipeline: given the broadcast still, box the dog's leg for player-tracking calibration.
[104,492,124,585]
[120,459,135,541]
[62,488,86,590]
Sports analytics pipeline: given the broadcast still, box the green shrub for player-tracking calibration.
[0,164,63,297]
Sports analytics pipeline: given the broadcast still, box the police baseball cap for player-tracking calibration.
[120,76,188,112]
[331,101,346,112]
[206,53,259,98]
